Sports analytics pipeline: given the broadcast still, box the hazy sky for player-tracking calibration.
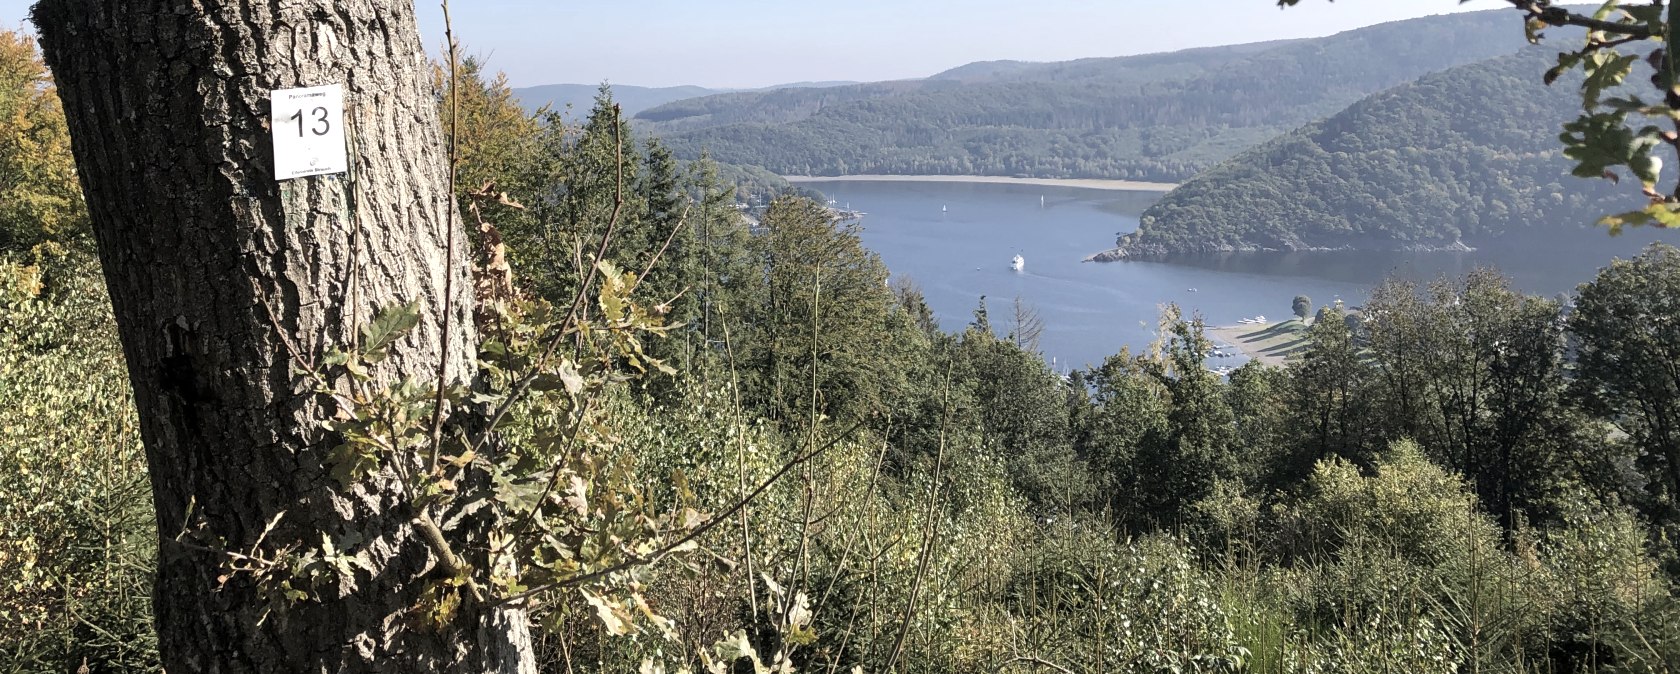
[4,1,1510,88]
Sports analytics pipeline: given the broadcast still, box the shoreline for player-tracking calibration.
[1087,239,1478,262]
[784,174,1179,192]
[1206,323,1296,368]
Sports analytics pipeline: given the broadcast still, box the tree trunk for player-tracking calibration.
[32,2,533,671]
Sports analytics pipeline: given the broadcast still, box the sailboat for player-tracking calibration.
[942,205,948,213]
[1011,254,1025,272]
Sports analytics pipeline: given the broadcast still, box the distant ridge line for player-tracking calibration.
[784,175,1178,192]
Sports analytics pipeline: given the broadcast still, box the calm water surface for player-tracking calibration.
[815,180,1680,370]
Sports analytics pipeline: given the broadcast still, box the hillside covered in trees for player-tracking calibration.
[1110,49,1632,256]
[510,81,859,119]
[635,11,1546,182]
[514,82,720,117]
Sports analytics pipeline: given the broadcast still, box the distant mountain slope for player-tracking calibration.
[922,60,1041,83]
[635,11,1551,182]
[1112,49,1629,256]
[634,39,1309,135]
[513,84,719,117]
[923,39,1299,84]
[512,81,861,118]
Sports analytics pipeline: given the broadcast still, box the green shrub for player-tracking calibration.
[999,527,1247,673]
[1529,497,1678,672]
[0,257,156,673]
[1242,440,1515,670]
[1274,439,1502,569]
[1211,439,1680,673]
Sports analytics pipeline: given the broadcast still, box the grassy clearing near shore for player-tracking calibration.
[1209,319,1311,367]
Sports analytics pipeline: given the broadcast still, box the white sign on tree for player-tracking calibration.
[271,84,348,179]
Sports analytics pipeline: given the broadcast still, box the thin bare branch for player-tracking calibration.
[427,0,463,471]
[492,416,870,608]
[468,104,627,457]
[1510,0,1659,38]
[635,203,693,289]
[998,655,1081,674]
[884,362,955,672]
[721,311,760,613]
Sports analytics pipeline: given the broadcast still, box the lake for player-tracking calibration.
[812,179,1680,370]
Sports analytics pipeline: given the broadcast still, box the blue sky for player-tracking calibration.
[4,1,1508,88]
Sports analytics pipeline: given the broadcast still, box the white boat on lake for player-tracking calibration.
[1011,254,1025,272]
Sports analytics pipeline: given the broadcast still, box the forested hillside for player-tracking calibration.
[513,82,720,117]
[1116,49,1629,256]
[636,11,1543,182]
[512,81,860,118]
[921,39,1295,84]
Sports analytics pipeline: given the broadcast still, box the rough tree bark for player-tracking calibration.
[32,2,533,671]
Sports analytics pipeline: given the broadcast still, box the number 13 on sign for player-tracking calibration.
[271,84,348,179]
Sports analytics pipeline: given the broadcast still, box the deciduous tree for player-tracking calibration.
[0,29,82,254]
[1572,243,1680,528]
[32,2,532,670]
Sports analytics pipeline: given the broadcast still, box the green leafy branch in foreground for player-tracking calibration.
[165,258,689,625]
[170,250,859,671]
[312,261,695,622]
[1280,0,1680,231]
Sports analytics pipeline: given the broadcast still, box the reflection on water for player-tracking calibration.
[811,180,1677,370]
